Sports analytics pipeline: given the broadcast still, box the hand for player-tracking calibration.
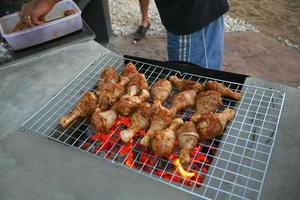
[19,0,59,27]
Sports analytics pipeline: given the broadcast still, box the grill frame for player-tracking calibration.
[21,53,285,200]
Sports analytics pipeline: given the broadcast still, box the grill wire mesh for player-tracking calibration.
[22,54,285,200]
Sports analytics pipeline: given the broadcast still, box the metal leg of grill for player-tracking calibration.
[81,0,112,44]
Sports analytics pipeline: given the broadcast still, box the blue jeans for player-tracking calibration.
[167,16,224,70]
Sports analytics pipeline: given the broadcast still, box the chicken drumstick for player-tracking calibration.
[140,102,174,148]
[97,67,119,90]
[176,121,199,166]
[175,90,222,165]
[169,75,203,93]
[151,118,183,156]
[126,73,149,97]
[191,90,223,122]
[91,105,118,133]
[115,89,150,116]
[60,91,98,128]
[169,89,197,117]
[204,80,241,101]
[196,108,236,142]
[120,103,152,143]
[150,79,173,106]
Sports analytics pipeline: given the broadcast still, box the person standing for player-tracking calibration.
[154,0,230,70]
[133,0,151,42]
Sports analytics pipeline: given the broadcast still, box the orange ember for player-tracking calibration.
[82,116,215,188]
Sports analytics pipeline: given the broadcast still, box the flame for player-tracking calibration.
[174,159,195,179]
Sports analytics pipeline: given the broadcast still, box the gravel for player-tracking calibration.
[0,41,12,64]
[109,0,258,36]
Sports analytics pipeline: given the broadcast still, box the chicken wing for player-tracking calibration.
[151,118,183,156]
[196,108,236,142]
[169,75,203,93]
[60,91,98,128]
[191,90,223,122]
[204,80,241,101]
[120,103,152,143]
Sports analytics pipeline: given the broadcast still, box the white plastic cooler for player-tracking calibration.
[0,0,83,50]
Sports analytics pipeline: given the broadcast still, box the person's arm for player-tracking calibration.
[19,0,59,26]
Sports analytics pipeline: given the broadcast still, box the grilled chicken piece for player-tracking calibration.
[120,103,152,143]
[95,63,139,112]
[60,92,98,128]
[150,79,172,105]
[115,89,150,115]
[121,62,139,80]
[98,67,119,90]
[204,80,241,101]
[140,102,174,148]
[126,73,149,96]
[117,62,139,86]
[169,75,203,93]
[176,121,199,166]
[151,118,183,156]
[169,89,197,117]
[96,82,126,112]
[191,90,223,122]
[91,106,118,133]
[196,108,236,142]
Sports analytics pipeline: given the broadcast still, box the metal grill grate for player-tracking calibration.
[22,54,285,200]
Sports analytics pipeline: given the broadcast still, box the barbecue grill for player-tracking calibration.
[21,53,285,200]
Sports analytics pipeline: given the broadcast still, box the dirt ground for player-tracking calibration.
[229,0,300,47]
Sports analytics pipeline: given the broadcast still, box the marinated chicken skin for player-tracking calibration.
[150,79,172,105]
[60,91,97,128]
[204,80,241,101]
[151,118,183,156]
[95,63,139,113]
[169,75,203,93]
[138,79,173,147]
[98,67,119,90]
[176,121,199,165]
[115,89,150,115]
[169,89,197,117]
[175,90,222,165]
[191,90,223,122]
[91,106,118,133]
[196,108,236,142]
[126,73,149,96]
[140,102,174,148]
[95,82,126,112]
[120,103,152,143]
[121,62,139,80]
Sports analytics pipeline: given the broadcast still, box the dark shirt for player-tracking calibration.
[154,0,230,35]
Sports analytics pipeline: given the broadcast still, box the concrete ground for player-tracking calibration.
[106,32,300,88]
